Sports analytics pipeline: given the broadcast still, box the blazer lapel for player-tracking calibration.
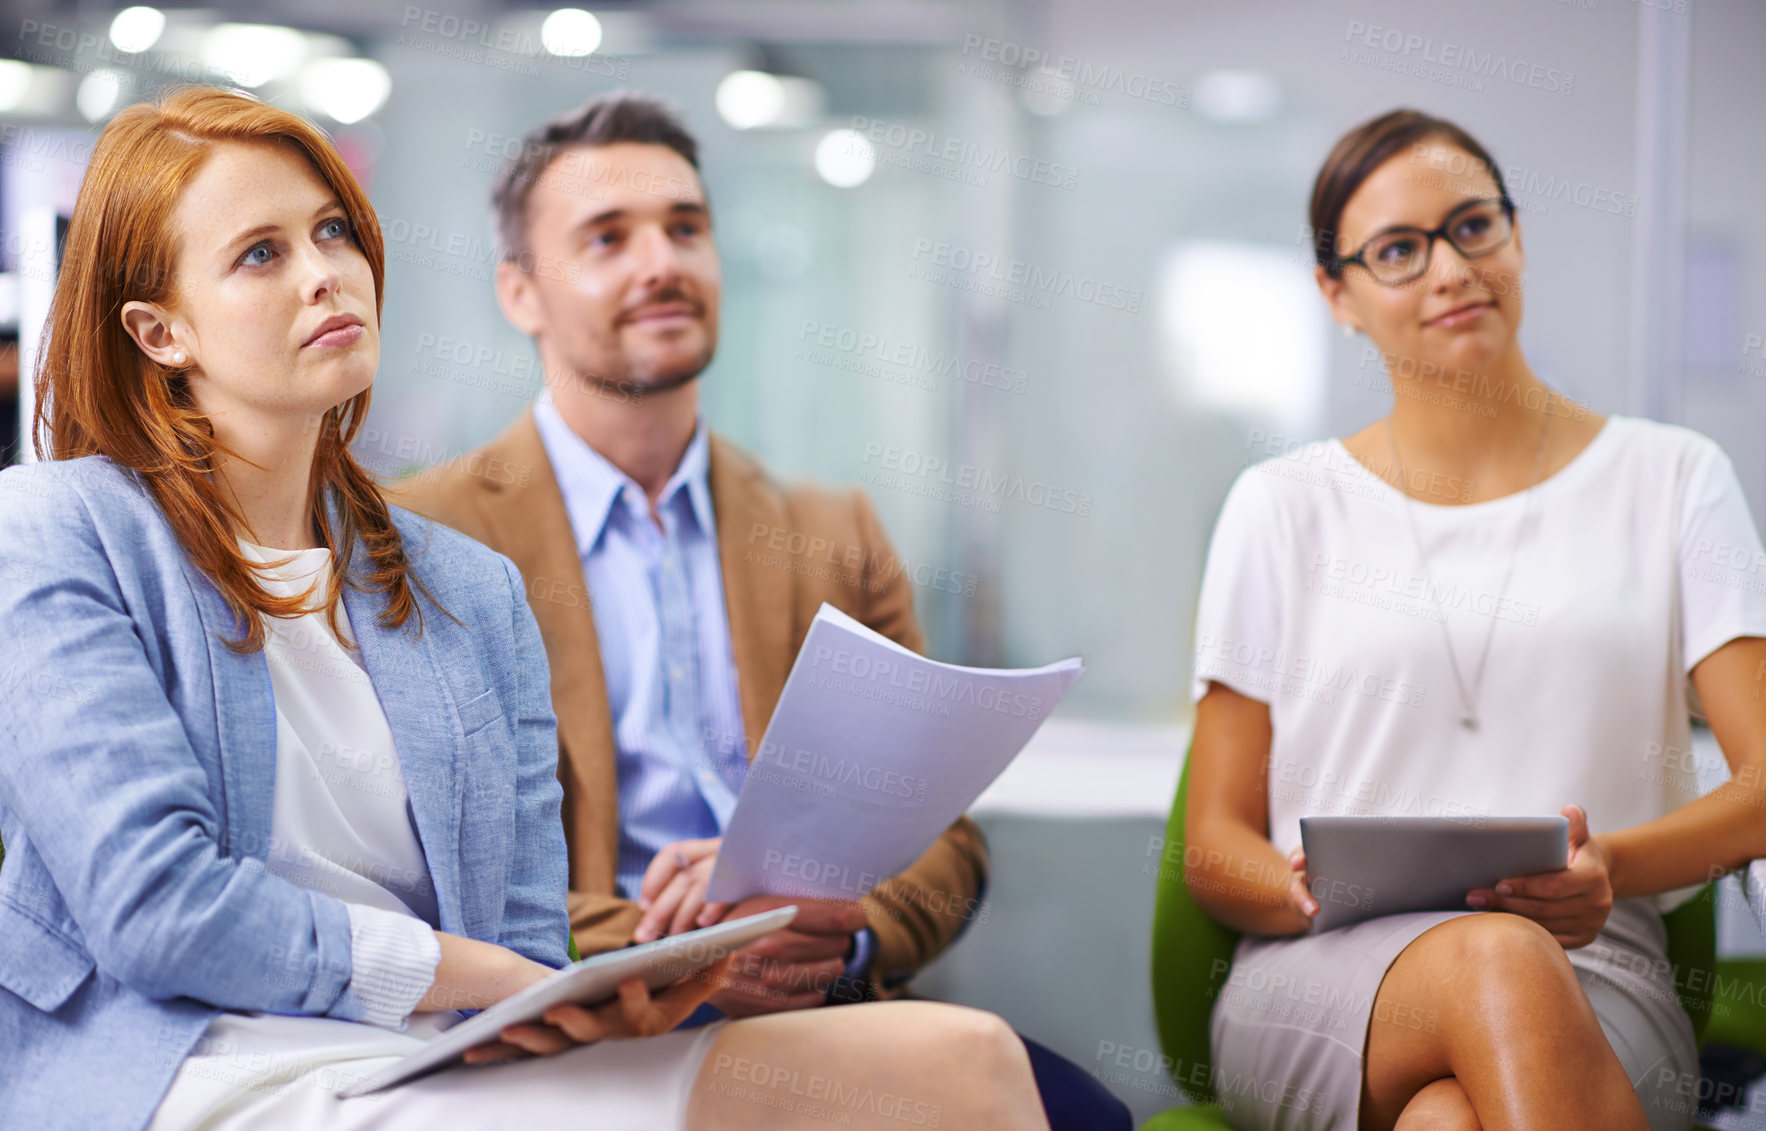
[182,502,468,928]
[181,561,277,862]
[338,524,464,931]
[470,411,623,890]
[710,435,794,761]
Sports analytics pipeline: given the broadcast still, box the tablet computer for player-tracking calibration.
[336,905,798,1098]
[1298,816,1568,933]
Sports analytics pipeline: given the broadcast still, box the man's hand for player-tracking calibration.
[633,838,729,943]
[704,895,868,1018]
[1466,804,1615,949]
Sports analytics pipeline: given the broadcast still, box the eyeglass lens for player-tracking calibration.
[1360,200,1511,284]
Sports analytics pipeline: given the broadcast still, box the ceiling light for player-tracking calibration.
[716,70,784,130]
[300,58,391,124]
[540,9,602,57]
[815,129,874,189]
[109,7,167,53]
[201,24,308,88]
[76,69,125,121]
[716,69,824,130]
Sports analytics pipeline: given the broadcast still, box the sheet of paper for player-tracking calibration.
[706,603,1083,903]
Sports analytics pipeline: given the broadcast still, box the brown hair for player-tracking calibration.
[490,89,700,262]
[34,85,425,653]
[1309,109,1513,277]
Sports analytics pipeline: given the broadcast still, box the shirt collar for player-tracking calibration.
[532,390,715,558]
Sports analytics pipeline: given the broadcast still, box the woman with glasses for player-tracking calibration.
[1183,109,1766,1129]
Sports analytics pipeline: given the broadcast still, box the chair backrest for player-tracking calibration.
[1661,883,1716,1046]
[1150,751,1719,1104]
[1148,752,1240,1105]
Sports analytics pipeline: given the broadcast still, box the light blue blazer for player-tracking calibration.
[0,455,571,1131]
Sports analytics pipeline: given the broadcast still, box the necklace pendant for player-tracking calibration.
[1459,715,1478,732]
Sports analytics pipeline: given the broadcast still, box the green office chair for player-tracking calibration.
[1142,752,1738,1131]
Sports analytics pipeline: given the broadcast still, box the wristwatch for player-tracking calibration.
[826,925,880,1005]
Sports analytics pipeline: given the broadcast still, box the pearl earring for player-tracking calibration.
[172,350,187,365]
[1341,324,1355,339]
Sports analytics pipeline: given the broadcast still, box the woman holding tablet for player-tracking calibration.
[0,87,1046,1131]
[1185,109,1766,1129]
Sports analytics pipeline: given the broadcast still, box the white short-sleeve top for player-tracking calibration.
[1192,416,1766,911]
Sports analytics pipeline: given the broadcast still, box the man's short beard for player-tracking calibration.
[574,361,704,402]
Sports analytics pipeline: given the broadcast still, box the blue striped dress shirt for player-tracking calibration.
[532,393,750,900]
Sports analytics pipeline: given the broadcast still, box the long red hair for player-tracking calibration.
[34,85,426,652]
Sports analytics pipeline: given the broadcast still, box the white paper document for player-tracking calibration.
[705,603,1084,904]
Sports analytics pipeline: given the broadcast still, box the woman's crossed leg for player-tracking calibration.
[1359,912,1648,1131]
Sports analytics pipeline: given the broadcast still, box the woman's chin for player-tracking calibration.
[1433,328,1509,375]
[321,358,378,405]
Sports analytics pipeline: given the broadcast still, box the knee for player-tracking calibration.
[949,1006,1024,1062]
[1438,913,1572,987]
[1394,1077,1479,1131]
[923,1005,1027,1080]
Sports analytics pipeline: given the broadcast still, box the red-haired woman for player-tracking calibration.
[1184,109,1766,1129]
[0,86,1048,1131]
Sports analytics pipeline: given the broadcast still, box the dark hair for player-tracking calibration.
[1309,109,1513,278]
[491,90,701,262]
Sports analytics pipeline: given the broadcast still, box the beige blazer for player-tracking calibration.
[393,409,988,984]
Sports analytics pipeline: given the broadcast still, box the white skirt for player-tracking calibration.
[148,1009,730,1131]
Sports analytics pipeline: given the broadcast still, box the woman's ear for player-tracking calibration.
[119,301,189,368]
[1314,265,1359,336]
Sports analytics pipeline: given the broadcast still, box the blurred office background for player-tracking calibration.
[5,0,1766,1122]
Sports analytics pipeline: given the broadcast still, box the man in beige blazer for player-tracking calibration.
[393,93,986,1015]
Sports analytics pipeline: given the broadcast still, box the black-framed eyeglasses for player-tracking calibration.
[1333,197,1516,286]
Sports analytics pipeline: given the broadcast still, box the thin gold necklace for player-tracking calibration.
[1384,411,1552,731]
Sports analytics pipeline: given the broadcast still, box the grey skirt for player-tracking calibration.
[1207,899,1698,1130]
